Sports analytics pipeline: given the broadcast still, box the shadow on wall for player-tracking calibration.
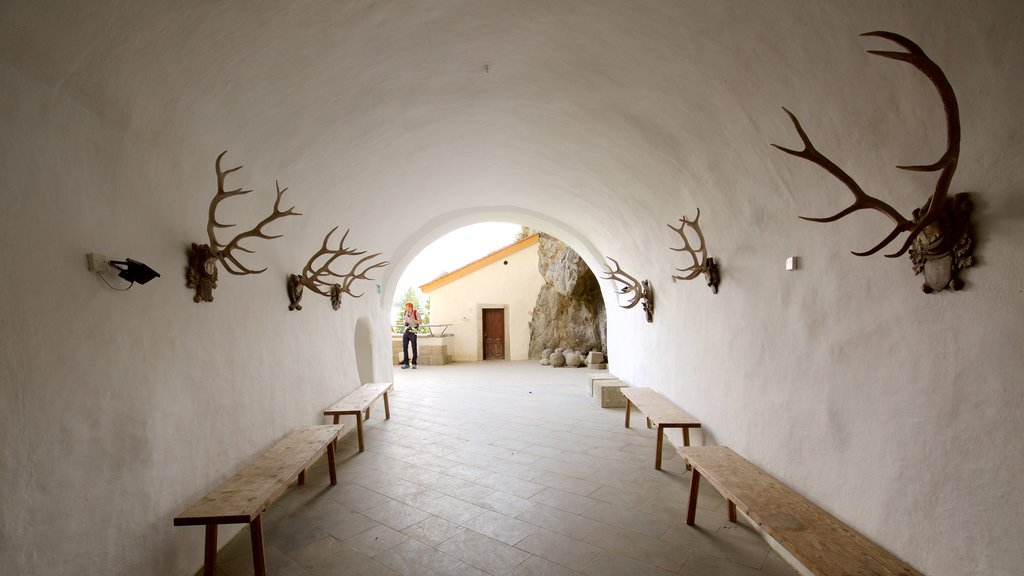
[354,316,374,384]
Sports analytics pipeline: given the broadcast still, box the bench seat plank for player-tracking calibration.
[681,446,922,576]
[620,387,700,427]
[324,382,393,452]
[175,425,342,526]
[620,387,700,470]
[323,382,393,415]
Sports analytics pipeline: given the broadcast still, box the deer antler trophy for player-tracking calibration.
[187,151,301,302]
[602,258,654,323]
[772,31,974,294]
[668,208,720,294]
[288,227,389,311]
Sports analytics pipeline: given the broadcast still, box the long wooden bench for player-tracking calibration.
[323,382,393,452]
[620,386,701,470]
[174,424,343,576]
[680,446,923,576]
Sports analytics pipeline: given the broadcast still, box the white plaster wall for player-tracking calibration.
[1,1,1023,575]
[426,242,543,361]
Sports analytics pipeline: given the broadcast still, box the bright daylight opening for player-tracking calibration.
[391,223,607,368]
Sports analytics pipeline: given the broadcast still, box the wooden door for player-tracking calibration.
[482,308,505,360]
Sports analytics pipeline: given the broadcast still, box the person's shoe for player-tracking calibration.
[400,364,410,369]
[412,365,417,369]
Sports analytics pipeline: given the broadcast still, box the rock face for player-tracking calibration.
[529,234,607,358]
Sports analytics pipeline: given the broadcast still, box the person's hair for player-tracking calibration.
[404,301,414,308]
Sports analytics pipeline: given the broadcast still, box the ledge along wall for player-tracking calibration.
[1,1,1023,575]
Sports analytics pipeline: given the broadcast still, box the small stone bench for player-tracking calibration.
[323,382,393,452]
[585,372,618,397]
[620,386,701,470]
[174,424,343,576]
[680,445,923,576]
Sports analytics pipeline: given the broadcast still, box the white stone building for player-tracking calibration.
[420,233,544,362]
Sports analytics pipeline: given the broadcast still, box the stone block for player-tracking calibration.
[594,379,627,408]
[586,372,617,396]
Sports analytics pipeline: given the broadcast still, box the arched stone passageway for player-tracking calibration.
[2,2,1023,576]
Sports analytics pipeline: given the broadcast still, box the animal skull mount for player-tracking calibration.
[668,208,720,294]
[186,151,301,303]
[602,257,654,323]
[772,31,975,294]
[288,227,389,311]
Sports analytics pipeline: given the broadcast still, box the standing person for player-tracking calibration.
[401,301,420,369]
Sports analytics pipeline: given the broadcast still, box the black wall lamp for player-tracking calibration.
[88,253,160,290]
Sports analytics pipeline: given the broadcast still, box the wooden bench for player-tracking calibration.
[174,424,343,576]
[620,386,701,470]
[323,382,393,452]
[680,446,923,576]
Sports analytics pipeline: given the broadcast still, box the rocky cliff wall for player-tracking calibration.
[528,234,607,358]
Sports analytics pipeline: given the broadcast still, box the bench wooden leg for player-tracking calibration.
[624,399,632,428]
[250,515,267,576]
[728,500,737,523]
[686,469,700,525]
[356,414,365,452]
[683,428,692,471]
[646,416,652,429]
[655,425,665,470]
[383,391,391,420]
[203,524,218,576]
[332,414,340,450]
[365,406,371,420]
[298,469,305,485]
[327,440,338,485]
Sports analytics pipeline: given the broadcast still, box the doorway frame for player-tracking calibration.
[475,303,510,361]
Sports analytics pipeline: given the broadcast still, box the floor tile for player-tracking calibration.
[436,529,533,575]
[515,504,601,541]
[581,501,669,537]
[508,555,587,576]
[529,488,598,515]
[531,474,601,501]
[326,483,393,512]
[583,524,693,573]
[580,550,679,576]
[463,510,538,545]
[220,545,309,576]
[679,551,788,576]
[414,493,488,524]
[343,523,408,557]
[515,529,602,572]
[472,490,537,517]
[374,538,463,576]
[363,500,431,531]
[401,516,466,546]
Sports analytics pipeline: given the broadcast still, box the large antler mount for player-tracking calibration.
[668,208,720,294]
[288,227,389,311]
[772,31,975,294]
[187,151,301,303]
[602,257,654,323]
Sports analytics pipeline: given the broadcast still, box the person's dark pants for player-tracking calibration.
[402,331,418,366]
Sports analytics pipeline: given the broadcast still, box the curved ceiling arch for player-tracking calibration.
[382,205,613,308]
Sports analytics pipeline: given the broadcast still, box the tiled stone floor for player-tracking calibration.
[204,361,797,576]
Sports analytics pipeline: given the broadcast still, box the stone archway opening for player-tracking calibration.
[382,210,613,371]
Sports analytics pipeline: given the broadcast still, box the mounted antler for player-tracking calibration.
[668,208,720,293]
[209,151,301,274]
[290,227,389,311]
[602,257,654,322]
[773,31,960,257]
[774,31,974,291]
[187,151,301,302]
